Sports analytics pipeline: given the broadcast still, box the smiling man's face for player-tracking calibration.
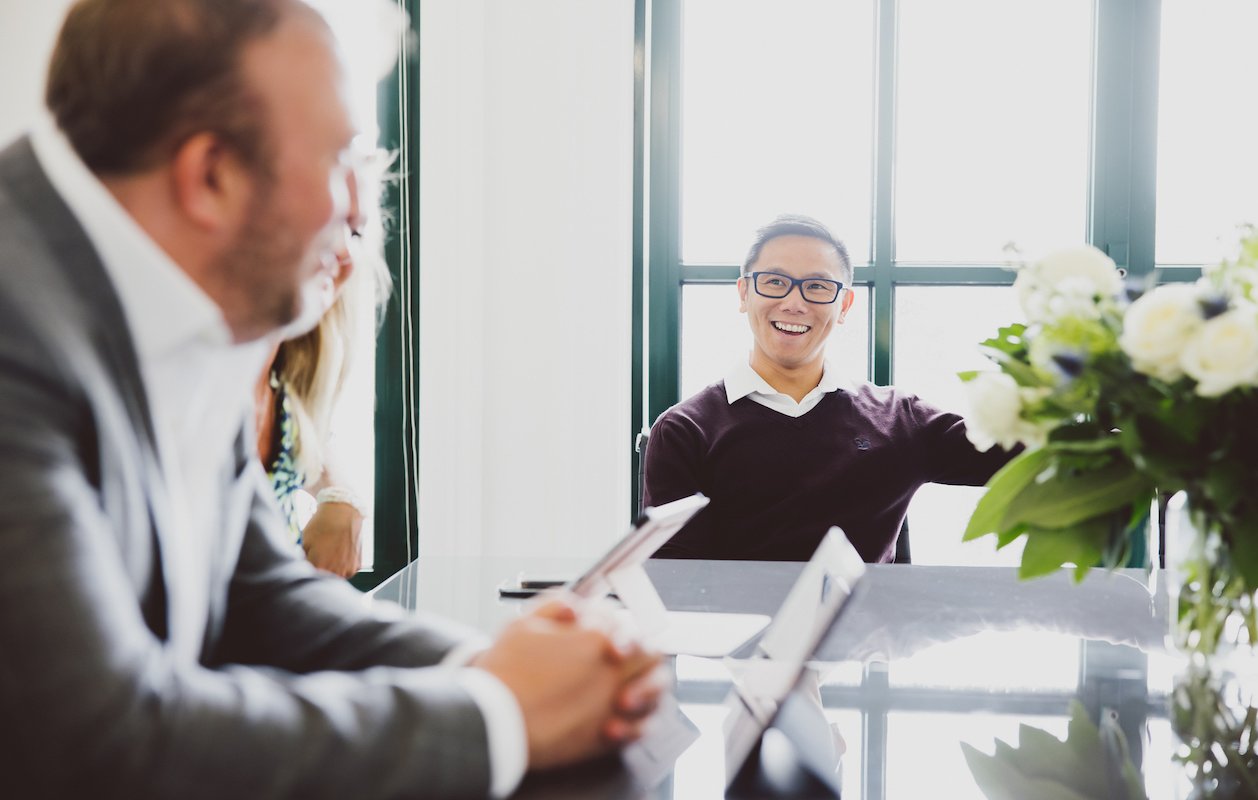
[738,234,854,379]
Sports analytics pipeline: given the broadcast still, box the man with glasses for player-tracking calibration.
[643,214,1015,563]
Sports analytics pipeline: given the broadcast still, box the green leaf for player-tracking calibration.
[999,459,1152,531]
[964,449,1053,542]
[1066,701,1101,752]
[1227,506,1258,591]
[980,345,1044,387]
[1006,724,1092,784]
[1064,702,1108,797]
[996,523,1030,549]
[1204,460,1248,513]
[1018,520,1106,581]
[1120,409,1208,484]
[963,702,1147,800]
[1045,438,1124,455]
[980,322,1029,354]
[1073,560,1093,583]
[961,743,1096,800]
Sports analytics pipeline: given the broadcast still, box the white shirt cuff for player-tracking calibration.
[454,667,528,798]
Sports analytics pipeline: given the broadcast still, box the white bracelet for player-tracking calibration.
[316,486,370,518]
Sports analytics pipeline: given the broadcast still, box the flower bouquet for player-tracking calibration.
[960,230,1258,654]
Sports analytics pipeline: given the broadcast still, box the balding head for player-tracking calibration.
[45,0,327,177]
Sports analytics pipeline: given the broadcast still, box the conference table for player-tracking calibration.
[370,557,1208,799]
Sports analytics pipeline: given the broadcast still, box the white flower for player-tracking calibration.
[1014,246,1123,324]
[963,372,1048,451]
[1180,306,1258,397]
[1045,277,1105,321]
[1119,284,1202,382]
[1027,337,1085,384]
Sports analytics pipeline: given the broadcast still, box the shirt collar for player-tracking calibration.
[29,117,231,362]
[723,356,846,405]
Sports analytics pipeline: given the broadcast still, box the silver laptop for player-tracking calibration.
[721,527,867,795]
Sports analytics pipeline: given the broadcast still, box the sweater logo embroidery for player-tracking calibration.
[854,436,871,450]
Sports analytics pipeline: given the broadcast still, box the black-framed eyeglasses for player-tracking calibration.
[746,272,845,304]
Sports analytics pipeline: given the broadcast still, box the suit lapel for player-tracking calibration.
[202,427,261,651]
[0,137,184,645]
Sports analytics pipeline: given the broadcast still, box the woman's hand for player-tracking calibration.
[301,501,363,578]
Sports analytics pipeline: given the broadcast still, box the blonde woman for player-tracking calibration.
[255,160,391,577]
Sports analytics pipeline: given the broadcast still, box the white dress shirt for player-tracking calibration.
[723,356,849,417]
[31,118,265,663]
[29,119,526,797]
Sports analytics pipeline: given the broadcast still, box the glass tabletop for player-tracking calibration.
[371,558,1225,799]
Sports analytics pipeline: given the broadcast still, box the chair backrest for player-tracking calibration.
[634,427,650,518]
[893,518,911,564]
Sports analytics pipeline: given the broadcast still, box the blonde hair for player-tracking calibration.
[276,150,393,482]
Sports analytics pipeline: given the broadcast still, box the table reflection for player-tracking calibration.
[370,559,1199,798]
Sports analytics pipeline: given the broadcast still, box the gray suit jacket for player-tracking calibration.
[0,137,494,799]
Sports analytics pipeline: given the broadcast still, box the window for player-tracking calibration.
[679,1,876,266]
[1155,0,1258,265]
[312,0,418,588]
[638,0,1226,564]
[894,0,1092,263]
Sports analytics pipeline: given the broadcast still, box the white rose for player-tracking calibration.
[1013,271,1052,325]
[962,372,1047,451]
[1180,307,1258,397]
[1014,245,1123,324]
[1119,284,1202,382]
[1047,276,1107,321]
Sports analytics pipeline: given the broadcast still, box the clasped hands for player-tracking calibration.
[472,593,666,771]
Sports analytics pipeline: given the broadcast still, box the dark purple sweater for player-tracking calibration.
[643,382,1015,563]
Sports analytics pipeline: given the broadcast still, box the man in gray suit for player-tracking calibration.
[0,0,662,797]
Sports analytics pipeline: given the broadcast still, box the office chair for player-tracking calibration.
[635,427,651,518]
[893,518,911,564]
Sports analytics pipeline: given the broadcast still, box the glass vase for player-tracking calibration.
[1172,655,1258,798]
[1165,492,1258,658]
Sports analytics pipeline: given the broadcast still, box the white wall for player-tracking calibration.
[0,0,635,560]
[0,0,72,146]
[418,0,634,557]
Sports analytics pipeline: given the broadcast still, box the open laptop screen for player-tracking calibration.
[721,527,867,790]
[568,493,709,598]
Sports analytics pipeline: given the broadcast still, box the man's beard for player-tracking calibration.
[214,189,310,342]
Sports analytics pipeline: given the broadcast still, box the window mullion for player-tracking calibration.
[1127,0,1161,276]
[631,0,649,520]
[647,0,683,427]
[1090,0,1162,277]
[357,0,421,591]
[871,0,899,386]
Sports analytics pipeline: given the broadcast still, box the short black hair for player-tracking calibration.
[741,214,853,285]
